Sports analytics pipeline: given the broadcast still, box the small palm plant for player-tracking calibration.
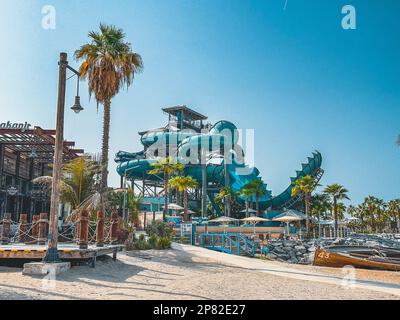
[33,156,100,210]
[169,176,198,221]
[291,175,319,234]
[244,179,266,215]
[323,184,350,237]
[148,157,185,221]
[75,24,143,192]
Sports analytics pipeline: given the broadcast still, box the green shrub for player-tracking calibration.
[145,220,173,238]
[156,236,172,249]
[147,234,158,248]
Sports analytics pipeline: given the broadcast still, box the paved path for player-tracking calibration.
[172,243,400,297]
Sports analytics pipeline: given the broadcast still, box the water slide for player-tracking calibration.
[115,120,323,213]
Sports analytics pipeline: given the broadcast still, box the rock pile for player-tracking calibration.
[265,240,316,264]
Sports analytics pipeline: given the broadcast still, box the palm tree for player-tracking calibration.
[240,185,254,217]
[215,187,239,217]
[323,184,350,237]
[363,196,387,233]
[244,179,266,215]
[33,156,100,210]
[311,193,332,237]
[291,175,318,234]
[169,176,198,221]
[387,199,400,232]
[148,157,184,221]
[75,24,143,192]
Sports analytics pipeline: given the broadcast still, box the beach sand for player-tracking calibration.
[0,247,399,300]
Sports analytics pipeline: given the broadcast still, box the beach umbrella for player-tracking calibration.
[272,210,306,235]
[164,203,184,210]
[241,216,270,234]
[240,208,257,215]
[208,216,239,233]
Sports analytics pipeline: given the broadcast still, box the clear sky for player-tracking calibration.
[0,0,399,205]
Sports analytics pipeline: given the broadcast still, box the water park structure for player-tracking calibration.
[115,106,324,221]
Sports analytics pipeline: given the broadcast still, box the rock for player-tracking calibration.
[295,251,303,256]
[277,254,290,260]
[265,253,278,259]
[273,247,285,254]
[294,245,306,251]
[288,257,299,264]
[283,241,295,247]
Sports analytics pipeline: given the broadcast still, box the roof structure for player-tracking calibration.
[162,105,208,121]
[0,126,84,162]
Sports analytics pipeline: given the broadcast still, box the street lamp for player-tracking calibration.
[43,52,83,263]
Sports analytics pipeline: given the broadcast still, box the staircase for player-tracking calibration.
[199,233,256,257]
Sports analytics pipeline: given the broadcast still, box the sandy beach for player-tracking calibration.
[0,244,399,300]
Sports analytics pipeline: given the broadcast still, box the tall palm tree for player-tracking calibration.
[148,157,184,221]
[323,184,350,237]
[363,196,387,233]
[169,176,198,221]
[311,193,332,237]
[75,24,143,192]
[241,185,254,217]
[291,175,318,234]
[244,179,266,215]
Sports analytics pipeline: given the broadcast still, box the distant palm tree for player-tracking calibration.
[291,175,318,234]
[75,24,143,192]
[240,185,254,217]
[323,184,350,237]
[149,157,184,221]
[169,176,198,221]
[215,187,239,217]
[244,179,266,215]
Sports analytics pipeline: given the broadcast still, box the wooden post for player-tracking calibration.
[18,214,28,243]
[143,211,147,229]
[110,210,119,244]
[44,52,68,262]
[31,214,39,241]
[96,211,105,248]
[37,213,48,245]
[77,209,89,249]
[1,213,12,245]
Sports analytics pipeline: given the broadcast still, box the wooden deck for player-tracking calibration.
[0,244,124,267]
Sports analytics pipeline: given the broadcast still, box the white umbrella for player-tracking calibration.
[208,216,239,233]
[272,210,306,235]
[240,208,257,214]
[241,216,270,233]
[164,203,184,210]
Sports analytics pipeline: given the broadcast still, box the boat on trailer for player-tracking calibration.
[313,246,400,271]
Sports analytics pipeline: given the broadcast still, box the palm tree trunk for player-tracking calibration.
[305,192,310,234]
[333,198,338,237]
[256,196,259,216]
[101,99,111,193]
[163,176,169,221]
[183,190,188,222]
[245,199,249,218]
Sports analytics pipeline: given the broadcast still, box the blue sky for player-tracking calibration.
[0,0,399,205]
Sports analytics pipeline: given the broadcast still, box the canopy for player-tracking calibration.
[240,208,257,213]
[208,216,239,224]
[241,217,270,223]
[163,203,184,210]
[272,210,306,222]
[178,209,195,215]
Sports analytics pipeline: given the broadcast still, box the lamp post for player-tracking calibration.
[43,52,83,263]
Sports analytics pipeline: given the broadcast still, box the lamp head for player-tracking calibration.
[71,96,84,114]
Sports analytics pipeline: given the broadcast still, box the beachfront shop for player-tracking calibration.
[0,122,84,221]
